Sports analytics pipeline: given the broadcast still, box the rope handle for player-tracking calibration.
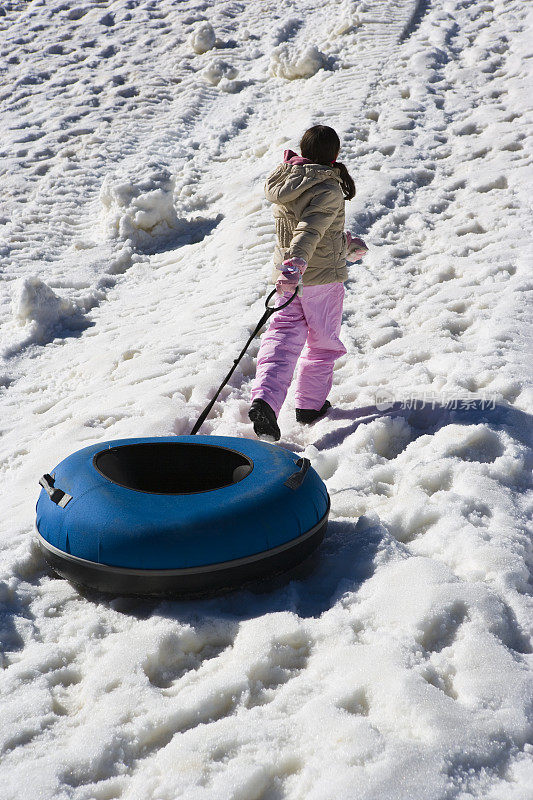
[190,287,299,435]
[264,287,299,313]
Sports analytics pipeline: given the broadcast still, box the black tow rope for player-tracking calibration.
[190,287,298,435]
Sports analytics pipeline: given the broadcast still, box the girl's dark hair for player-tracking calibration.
[300,125,355,200]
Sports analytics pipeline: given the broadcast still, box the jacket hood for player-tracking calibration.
[265,151,342,204]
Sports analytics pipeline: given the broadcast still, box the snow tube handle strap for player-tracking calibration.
[284,458,311,490]
[265,288,299,314]
[39,474,72,508]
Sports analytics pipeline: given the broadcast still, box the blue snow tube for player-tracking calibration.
[35,436,330,596]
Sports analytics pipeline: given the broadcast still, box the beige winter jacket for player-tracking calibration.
[265,161,349,286]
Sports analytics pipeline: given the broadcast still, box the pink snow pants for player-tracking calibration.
[251,283,347,416]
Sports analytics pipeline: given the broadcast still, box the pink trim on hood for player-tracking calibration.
[283,149,337,167]
[283,149,313,165]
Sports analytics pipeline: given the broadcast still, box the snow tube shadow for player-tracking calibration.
[35,436,330,597]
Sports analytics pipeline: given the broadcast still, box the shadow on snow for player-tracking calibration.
[15,399,530,647]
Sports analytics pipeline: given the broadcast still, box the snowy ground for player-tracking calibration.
[1,0,532,798]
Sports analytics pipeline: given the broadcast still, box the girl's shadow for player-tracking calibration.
[314,398,532,451]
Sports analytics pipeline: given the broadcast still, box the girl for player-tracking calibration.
[249,124,366,441]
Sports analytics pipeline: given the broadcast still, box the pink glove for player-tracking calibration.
[275,257,307,295]
[346,232,368,262]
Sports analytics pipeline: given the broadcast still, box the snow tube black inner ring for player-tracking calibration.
[93,443,253,495]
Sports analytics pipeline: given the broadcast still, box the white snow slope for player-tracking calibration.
[1,1,532,798]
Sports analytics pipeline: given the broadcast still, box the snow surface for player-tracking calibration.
[1,0,532,798]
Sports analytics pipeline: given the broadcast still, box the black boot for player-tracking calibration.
[248,399,281,441]
[295,400,331,424]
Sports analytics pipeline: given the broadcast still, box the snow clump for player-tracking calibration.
[190,22,216,54]
[201,58,238,86]
[12,277,81,343]
[100,166,179,249]
[269,44,327,79]
[330,0,363,34]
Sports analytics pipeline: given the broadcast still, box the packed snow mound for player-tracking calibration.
[100,167,179,248]
[269,43,327,79]
[202,58,238,86]
[190,22,216,54]
[336,13,363,35]
[328,0,363,35]
[13,277,81,343]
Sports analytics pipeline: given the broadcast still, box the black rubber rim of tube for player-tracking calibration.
[36,497,329,597]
